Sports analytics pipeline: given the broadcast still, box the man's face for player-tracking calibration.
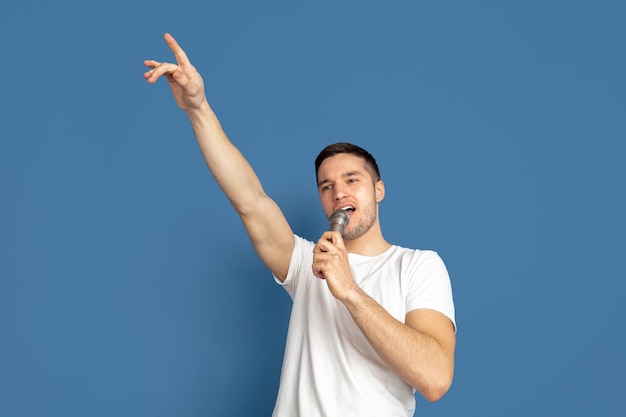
[316,153,384,240]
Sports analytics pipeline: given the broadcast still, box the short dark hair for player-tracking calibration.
[315,142,381,183]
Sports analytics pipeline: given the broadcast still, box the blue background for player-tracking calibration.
[1,1,624,416]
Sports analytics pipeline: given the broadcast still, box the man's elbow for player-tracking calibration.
[422,386,449,403]
[419,372,454,402]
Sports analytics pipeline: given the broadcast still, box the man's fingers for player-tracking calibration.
[313,232,346,257]
[321,231,344,248]
[143,34,194,85]
[143,59,159,67]
[164,33,192,67]
[168,66,193,88]
[314,238,332,253]
[143,61,179,83]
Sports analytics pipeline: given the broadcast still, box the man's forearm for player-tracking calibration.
[186,102,267,215]
[342,288,455,402]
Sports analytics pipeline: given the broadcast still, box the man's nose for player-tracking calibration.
[333,184,347,200]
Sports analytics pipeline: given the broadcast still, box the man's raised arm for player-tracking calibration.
[144,33,294,280]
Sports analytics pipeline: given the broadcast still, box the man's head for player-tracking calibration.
[315,143,385,241]
[315,142,381,184]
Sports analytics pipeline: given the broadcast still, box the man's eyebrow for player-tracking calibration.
[317,171,363,187]
[317,177,331,187]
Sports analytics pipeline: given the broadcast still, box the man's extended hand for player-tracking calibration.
[143,33,207,111]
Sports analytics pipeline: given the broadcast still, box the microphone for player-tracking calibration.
[328,209,350,235]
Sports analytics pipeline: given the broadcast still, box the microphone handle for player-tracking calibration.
[329,222,345,234]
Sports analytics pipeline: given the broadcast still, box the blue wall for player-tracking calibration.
[1,1,624,416]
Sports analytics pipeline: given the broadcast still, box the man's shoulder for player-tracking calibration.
[388,244,441,260]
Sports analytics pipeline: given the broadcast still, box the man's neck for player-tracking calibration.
[344,229,392,256]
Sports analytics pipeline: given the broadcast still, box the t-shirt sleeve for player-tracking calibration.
[273,234,313,299]
[405,250,456,331]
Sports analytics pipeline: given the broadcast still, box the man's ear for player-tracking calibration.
[375,180,385,203]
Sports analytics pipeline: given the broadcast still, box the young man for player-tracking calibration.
[144,33,456,417]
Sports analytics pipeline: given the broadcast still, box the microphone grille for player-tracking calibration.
[329,209,350,228]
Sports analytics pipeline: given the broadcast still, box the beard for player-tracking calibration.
[342,200,377,241]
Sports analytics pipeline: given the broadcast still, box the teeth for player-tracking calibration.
[342,206,354,211]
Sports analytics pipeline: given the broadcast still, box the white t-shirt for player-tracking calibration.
[272,235,456,417]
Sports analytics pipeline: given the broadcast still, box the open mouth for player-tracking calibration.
[340,205,356,216]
